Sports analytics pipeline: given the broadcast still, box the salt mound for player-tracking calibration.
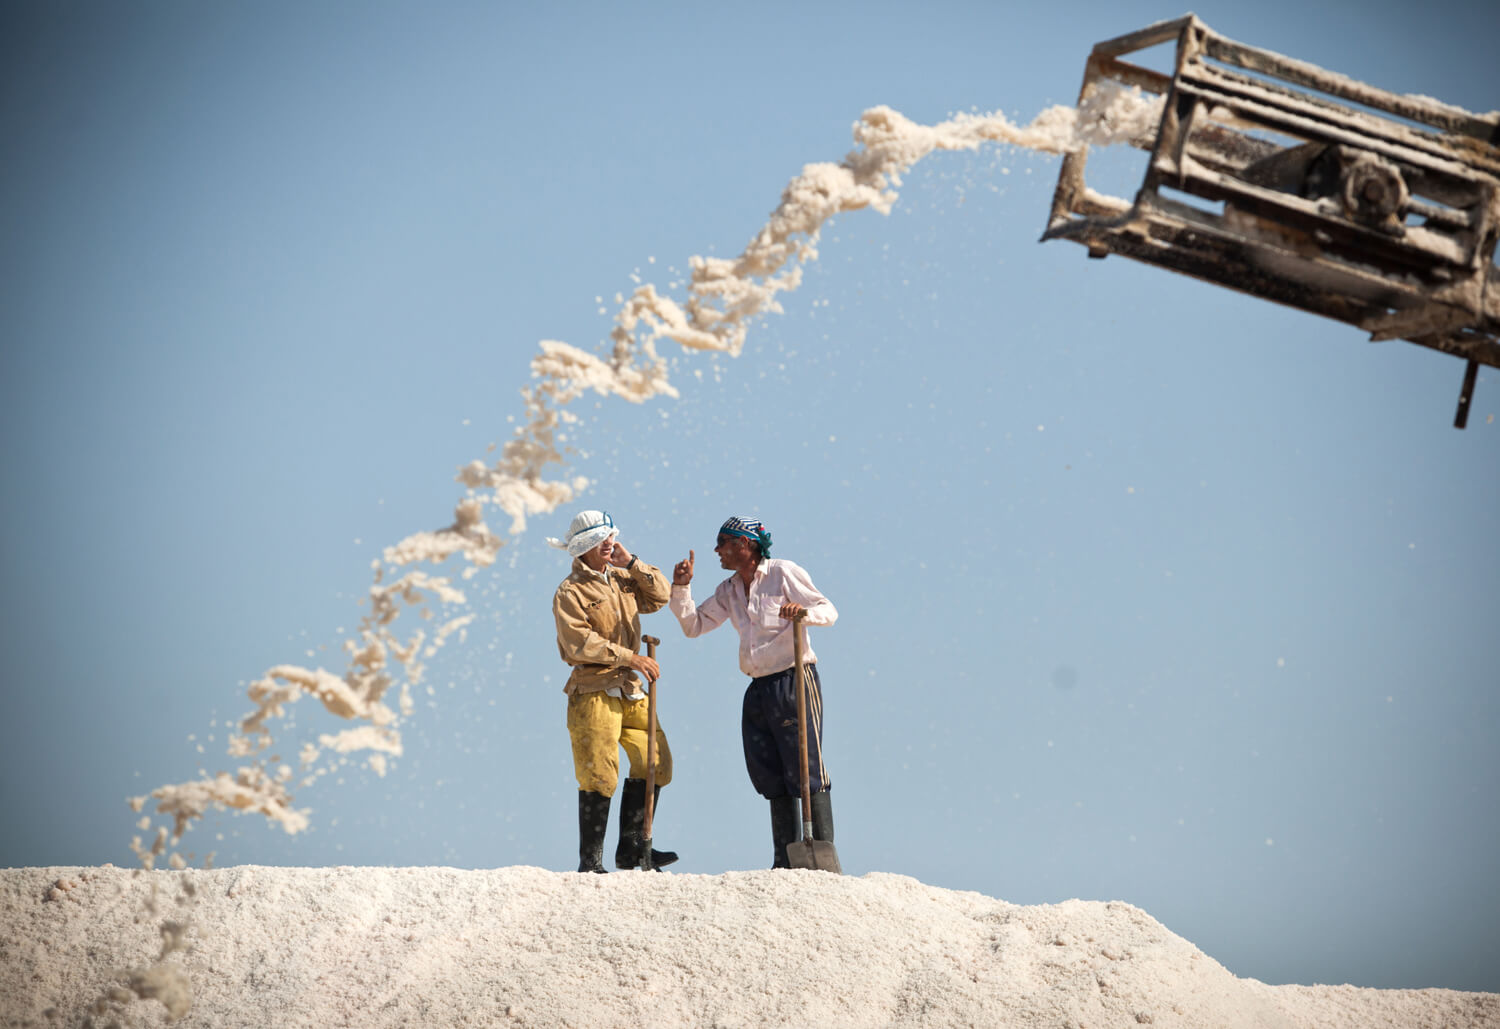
[3,867,1495,1028]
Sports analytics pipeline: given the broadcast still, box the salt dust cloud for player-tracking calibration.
[88,84,1166,1024]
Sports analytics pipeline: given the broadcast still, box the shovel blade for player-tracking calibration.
[786,838,842,874]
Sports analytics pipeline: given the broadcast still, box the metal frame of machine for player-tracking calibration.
[1042,14,1500,427]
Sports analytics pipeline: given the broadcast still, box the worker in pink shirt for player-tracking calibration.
[670,516,838,868]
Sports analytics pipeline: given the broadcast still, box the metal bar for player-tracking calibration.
[1172,73,1500,182]
[1091,55,1173,101]
[1087,14,1198,60]
[1198,32,1500,144]
[1454,359,1479,428]
[1178,71,1500,183]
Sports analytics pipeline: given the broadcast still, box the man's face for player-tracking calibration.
[714,533,752,569]
[583,535,615,570]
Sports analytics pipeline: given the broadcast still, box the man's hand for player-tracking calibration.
[609,540,634,567]
[780,602,806,620]
[630,653,660,683]
[672,550,695,586]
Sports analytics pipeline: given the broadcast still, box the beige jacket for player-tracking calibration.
[553,556,671,696]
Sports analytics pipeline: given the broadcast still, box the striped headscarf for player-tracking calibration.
[719,516,772,558]
[548,510,618,558]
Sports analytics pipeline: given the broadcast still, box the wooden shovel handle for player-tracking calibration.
[791,612,814,839]
[641,635,661,850]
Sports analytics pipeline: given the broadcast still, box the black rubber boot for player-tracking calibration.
[811,789,835,843]
[769,795,799,869]
[615,779,679,870]
[578,790,611,874]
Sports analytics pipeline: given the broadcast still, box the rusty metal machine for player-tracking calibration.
[1042,15,1500,427]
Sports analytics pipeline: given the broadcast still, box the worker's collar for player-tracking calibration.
[735,558,768,590]
[573,556,614,582]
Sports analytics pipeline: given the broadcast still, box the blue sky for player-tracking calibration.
[2,0,1496,994]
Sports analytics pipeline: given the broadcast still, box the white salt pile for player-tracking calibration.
[4,865,1493,1028]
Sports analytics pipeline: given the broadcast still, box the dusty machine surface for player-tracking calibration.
[1042,14,1500,427]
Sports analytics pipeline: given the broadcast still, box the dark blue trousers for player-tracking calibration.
[741,663,831,799]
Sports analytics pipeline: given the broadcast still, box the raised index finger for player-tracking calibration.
[688,549,694,566]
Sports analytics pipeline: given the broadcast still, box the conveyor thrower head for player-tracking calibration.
[1042,14,1500,427]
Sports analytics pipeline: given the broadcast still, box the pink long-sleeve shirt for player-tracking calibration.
[669,558,837,677]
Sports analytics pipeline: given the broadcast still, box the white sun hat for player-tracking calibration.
[547,510,618,558]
